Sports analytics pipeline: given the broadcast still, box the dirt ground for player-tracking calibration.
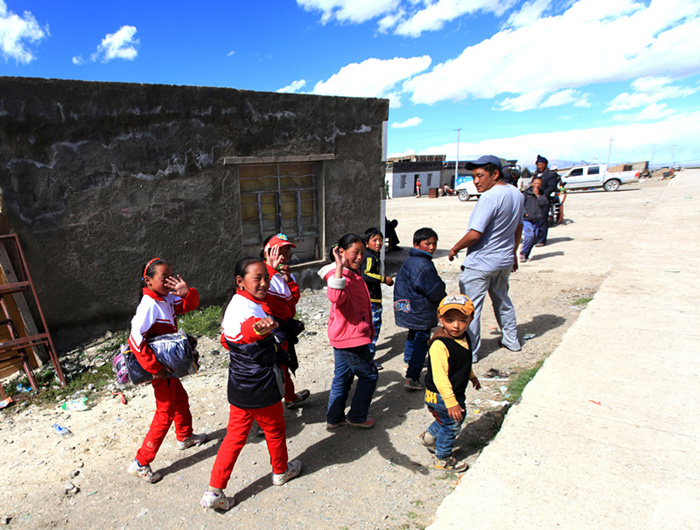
[0,177,669,529]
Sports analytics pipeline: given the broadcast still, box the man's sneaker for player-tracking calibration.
[177,433,207,450]
[404,378,424,391]
[285,389,311,410]
[433,455,468,472]
[326,419,347,431]
[127,460,162,483]
[272,459,302,486]
[347,417,375,429]
[200,491,236,511]
[419,431,436,453]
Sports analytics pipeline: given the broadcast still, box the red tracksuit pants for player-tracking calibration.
[135,378,193,465]
[283,365,296,402]
[208,401,288,490]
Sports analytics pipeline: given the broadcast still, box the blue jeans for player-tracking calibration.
[426,391,465,460]
[460,267,520,361]
[521,219,540,258]
[326,345,378,424]
[368,303,383,359]
[404,328,431,381]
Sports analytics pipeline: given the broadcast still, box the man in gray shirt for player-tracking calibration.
[448,156,524,362]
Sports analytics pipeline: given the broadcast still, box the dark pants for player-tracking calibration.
[536,204,549,244]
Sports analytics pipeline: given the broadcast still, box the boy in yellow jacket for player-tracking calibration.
[420,295,481,471]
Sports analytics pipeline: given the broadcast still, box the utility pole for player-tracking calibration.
[606,137,614,168]
[455,128,461,183]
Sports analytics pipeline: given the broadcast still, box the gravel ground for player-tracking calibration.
[1,180,667,529]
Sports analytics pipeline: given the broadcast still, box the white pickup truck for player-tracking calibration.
[560,164,639,192]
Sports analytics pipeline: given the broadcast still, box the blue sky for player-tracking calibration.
[1,0,699,168]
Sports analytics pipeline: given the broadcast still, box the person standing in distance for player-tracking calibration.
[448,156,524,362]
[532,155,560,246]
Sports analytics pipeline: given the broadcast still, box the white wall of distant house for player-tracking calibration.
[385,168,440,198]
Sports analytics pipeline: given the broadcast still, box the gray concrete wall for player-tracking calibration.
[0,76,388,349]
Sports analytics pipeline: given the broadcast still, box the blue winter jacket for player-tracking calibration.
[393,248,447,330]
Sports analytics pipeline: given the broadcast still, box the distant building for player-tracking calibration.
[385,160,443,198]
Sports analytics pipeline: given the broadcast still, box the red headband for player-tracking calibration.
[143,258,162,279]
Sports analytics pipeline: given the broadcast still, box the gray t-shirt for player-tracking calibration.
[462,184,524,271]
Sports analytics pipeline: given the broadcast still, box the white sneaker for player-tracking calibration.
[177,433,207,450]
[200,491,236,511]
[272,459,302,486]
[127,460,162,483]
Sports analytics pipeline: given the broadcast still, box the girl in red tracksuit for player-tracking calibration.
[200,257,302,512]
[261,233,310,410]
[127,258,206,484]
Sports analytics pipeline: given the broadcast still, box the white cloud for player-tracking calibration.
[297,0,401,24]
[384,90,403,108]
[277,79,307,93]
[91,25,139,62]
[390,0,511,37]
[71,55,84,65]
[391,116,422,128]
[605,76,698,111]
[541,89,590,108]
[392,110,700,166]
[496,90,547,112]
[612,102,674,121]
[506,0,552,29]
[227,50,235,57]
[0,0,48,64]
[312,55,431,99]
[299,0,512,36]
[404,0,700,106]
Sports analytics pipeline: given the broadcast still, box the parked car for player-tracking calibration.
[560,164,639,192]
[455,174,480,201]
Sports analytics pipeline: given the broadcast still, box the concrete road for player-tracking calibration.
[426,171,700,529]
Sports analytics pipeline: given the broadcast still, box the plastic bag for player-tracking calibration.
[116,332,199,385]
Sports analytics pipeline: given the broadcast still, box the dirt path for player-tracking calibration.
[0,178,667,529]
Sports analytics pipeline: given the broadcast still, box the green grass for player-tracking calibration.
[178,305,222,338]
[2,362,116,409]
[507,360,545,402]
[573,296,593,306]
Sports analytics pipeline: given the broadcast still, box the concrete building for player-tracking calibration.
[0,76,388,349]
[385,160,443,198]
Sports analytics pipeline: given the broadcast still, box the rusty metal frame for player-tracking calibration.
[0,234,66,397]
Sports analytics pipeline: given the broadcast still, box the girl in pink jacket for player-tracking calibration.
[318,233,378,430]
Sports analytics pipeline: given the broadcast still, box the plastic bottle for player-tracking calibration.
[62,397,89,411]
[53,423,72,437]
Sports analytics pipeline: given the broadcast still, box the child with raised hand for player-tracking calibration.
[360,227,394,370]
[201,258,302,512]
[393,227,447,391]
[127,258,206,484]
[261,233,310,409]
[318,234,378,430]
[419,295,481,472]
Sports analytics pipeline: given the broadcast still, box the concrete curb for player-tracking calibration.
[429,172,700,529]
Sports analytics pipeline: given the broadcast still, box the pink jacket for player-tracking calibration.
[318,263,374,349]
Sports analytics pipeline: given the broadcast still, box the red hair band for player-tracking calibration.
[143,258,162,280]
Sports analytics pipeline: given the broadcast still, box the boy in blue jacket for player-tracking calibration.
[393,228,447,390]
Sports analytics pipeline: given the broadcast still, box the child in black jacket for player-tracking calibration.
[361,228,394,369]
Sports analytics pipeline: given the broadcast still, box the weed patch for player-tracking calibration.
[507,360,544,402]
[178,305,222,338]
